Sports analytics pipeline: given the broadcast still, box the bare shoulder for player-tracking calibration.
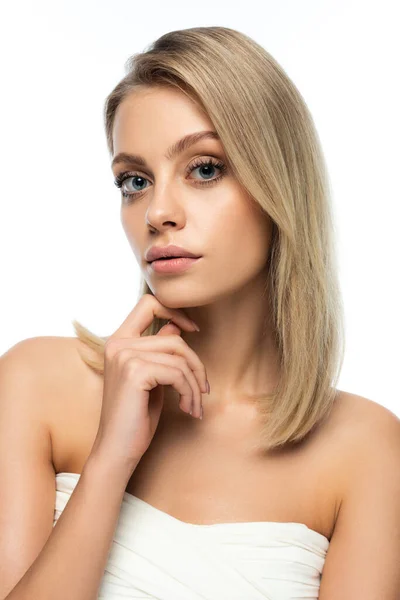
[339,389,400,471]
[27,333,104,403]
[2,335,89,369]
[2,336,103,468]
[0,336,63,439]
[1,335,79,390]
[325,389,400,521]
[332,389,400,442]
[3,335,100,390]
[318,392,400,595]
[320,388,399,440]
[3,335,93,408]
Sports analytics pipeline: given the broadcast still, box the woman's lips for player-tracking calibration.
[150,256,202,274]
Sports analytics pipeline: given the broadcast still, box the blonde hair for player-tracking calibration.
[73,26,345,452]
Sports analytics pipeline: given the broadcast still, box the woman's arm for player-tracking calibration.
[5,455,137,600]
[0,338,137,600]
[319,398,400,599]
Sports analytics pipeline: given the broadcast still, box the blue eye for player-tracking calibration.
[114,158,227,203]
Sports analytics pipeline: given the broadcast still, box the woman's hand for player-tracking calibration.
[89,294,208,472]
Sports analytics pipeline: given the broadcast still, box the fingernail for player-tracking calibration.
[191,320,200,331]
[200,405,203,420]
[206,380,210,395]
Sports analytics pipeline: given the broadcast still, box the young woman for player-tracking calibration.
[1,26,399,600]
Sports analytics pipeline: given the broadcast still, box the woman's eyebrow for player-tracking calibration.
[111,130,220,169]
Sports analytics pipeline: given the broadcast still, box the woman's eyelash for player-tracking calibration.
[113,158,227,202]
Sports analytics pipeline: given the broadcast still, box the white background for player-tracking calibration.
[0,0,398,415]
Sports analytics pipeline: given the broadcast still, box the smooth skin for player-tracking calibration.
[112,85,281,420]
[92,295,209,468]
[1,85,399,600]
[110,85,400,598]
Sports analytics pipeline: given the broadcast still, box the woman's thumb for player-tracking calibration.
[157,320,182,336]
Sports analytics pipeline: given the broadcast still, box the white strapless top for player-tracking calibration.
[54,472,330,599]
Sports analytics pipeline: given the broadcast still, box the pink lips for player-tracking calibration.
[146,244,201,263]
[150,256,201,274]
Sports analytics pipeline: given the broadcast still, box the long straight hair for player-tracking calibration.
[73,26,345,452]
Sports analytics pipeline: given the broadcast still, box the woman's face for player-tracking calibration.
[111,85,273,308]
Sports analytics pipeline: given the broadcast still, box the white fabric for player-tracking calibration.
[54,472,330,599]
